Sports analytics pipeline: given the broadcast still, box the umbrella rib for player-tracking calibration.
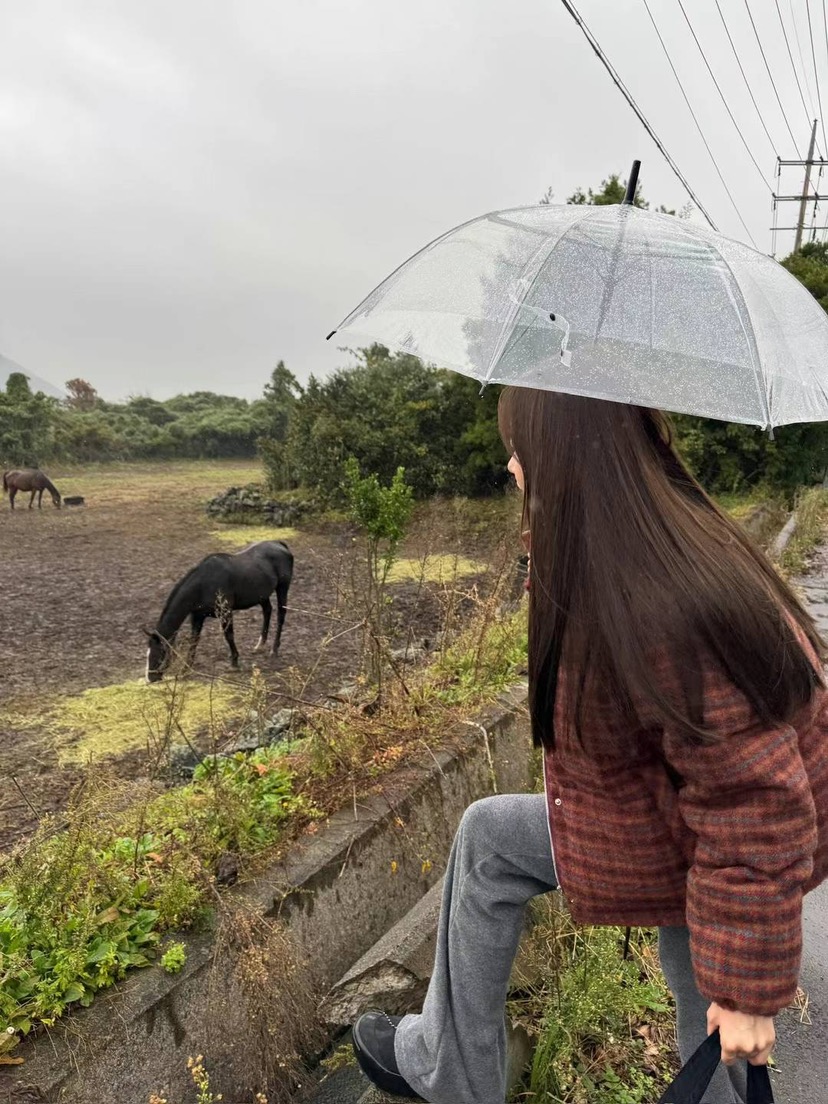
[332,210,490,335]
[483,205,604,386]
[714,249,772,429]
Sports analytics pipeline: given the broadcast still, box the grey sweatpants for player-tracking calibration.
[395,794,748,1104]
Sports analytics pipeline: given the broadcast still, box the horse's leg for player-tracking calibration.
[29,490,35,510]
[220,612,240,669]
[254,599,272,651]
[37,489,43,509]
[272,579,289,655]
[188,613,206,666]
[8,488,15,510]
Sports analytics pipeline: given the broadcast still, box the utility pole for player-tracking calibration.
[795,119,819,252]
[771,119,828,255]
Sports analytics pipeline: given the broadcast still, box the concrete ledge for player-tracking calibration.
[0,685,531,1104]
[320,877,444,1025]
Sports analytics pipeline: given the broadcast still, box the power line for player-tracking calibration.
[712,0,789,157]
[675,0,773,192]
[556,0,720,230]
[805,0,828,154]
[791,0,819,115]
[737,0,804,155]
[776,0,821,142]
[641,0,759,245]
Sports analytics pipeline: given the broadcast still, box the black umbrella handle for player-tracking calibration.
[623,160,641,205]
[656,1029,774,1104]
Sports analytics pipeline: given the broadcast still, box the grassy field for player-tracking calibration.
[0,460,511,852]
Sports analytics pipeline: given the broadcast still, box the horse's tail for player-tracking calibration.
[2,472,8,494]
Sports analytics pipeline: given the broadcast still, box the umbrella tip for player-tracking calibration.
[623,161,641,206]
[326,330,337,341]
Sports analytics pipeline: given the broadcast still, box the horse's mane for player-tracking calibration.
[42,475,60,497]
[158,563,203,621]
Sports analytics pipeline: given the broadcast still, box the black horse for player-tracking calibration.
[146,540,293,682]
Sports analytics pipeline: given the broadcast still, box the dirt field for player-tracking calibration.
[0,461,513,853]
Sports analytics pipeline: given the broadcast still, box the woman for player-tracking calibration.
[352,390,828,1104]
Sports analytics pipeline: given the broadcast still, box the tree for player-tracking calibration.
[343,457,414,693]
[557,172,678,215]
[65,378,99,411]
[566,172,645,207]
[781,241,828,312]
[0,373,56,464]
[262,361,302,442]
[258,361,304,491]
[4,372,33,403]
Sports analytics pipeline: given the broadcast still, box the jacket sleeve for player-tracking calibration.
[662,674,818,1016]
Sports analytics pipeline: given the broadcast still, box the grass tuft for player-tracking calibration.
[509,900,676,1103]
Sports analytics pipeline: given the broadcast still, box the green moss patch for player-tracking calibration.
[210,526,299,548]
[3,679,244,765]
[386,553,486,584]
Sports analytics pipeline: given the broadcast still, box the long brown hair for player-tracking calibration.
[498,387,825,749]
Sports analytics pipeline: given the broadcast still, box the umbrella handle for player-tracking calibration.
[656,1029,774,1104]
[623,160,641,205]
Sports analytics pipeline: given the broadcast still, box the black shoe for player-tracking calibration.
[352,1012,424,1100]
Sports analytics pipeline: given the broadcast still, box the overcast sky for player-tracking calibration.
[1,0,824,399]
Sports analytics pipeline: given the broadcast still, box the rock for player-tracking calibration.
[389,642,428,665]
[166,745,202,780]
[205,483,313,525]
[320,879,443,1025]
[328,682,360,705]
[264,707,298,743]
[215,851,240,887]
[219,708,299,754]
[222,729,267,754]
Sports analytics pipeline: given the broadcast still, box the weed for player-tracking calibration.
[161,941,187,974]
[508,899,675,1104]
[777,486,828,575]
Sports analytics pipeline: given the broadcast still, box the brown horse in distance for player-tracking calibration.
[2,469,62,510]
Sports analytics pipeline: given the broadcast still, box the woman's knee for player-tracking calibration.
[459,796,502,836]
[457,794,539,851]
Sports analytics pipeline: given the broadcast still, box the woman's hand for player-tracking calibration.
[707,1003,775,1065]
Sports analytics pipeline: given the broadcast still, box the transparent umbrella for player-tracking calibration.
[330,164,828,429]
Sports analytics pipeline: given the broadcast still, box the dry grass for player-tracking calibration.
[1,676,243,764]
[51,460,264,507]
[385,553,487,583]
[210,526,300,548]
[777,486,828,575]
[209,908,327,1103]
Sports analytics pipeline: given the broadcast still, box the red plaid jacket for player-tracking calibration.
[544,636,828,1016]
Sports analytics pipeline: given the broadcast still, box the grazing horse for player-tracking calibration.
[2,469,62,509]
[146,540,294,682]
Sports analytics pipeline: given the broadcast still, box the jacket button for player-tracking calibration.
[554,798,562,806]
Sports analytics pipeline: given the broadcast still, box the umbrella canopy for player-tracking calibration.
[331,203,828,428]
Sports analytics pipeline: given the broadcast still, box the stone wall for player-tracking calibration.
[0,686,531,1104]
[206,484,313,525]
